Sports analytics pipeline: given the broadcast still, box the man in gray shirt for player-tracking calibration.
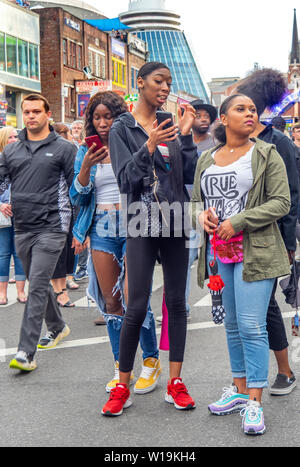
[190,99,218,153]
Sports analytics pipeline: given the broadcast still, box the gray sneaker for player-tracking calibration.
[269,372,296,396]
[9,351,37,372]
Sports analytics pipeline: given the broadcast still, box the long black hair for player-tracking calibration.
[236,68,287,117]
[84,91,128,137]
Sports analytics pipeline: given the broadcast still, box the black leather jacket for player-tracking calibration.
[259,124,299,251]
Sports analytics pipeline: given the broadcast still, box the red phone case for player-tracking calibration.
[85,135,103,151]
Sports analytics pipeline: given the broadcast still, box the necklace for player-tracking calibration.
[226,141,251,154]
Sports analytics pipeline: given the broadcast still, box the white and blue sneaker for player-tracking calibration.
[208,385,249,416]
[241,400,266,436]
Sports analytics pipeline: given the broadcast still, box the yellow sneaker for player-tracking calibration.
[106,361,135,393]
[134,357,162,394]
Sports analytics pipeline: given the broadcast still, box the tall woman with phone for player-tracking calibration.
[101,62,198,417]
[70,91,160,394]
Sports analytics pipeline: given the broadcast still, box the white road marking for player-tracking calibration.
[0,311,296,359]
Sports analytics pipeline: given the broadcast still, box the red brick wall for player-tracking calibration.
[38,8,63,121]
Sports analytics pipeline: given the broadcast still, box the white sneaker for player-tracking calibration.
[105,361,135,393]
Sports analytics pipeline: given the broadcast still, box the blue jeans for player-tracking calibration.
[0,226,25,282]
[106,313,159,363]
[89,211,159,363]
[207,249,274,389]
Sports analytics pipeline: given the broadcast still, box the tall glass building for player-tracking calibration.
[119,0,209,102]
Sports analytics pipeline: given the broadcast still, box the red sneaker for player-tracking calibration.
[101,384,132,417]
[165,378,196,410]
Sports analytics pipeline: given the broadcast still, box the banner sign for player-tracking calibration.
[75,80,112,94]
[111,38,125,59]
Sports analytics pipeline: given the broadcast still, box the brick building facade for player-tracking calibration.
[35,7,147,123]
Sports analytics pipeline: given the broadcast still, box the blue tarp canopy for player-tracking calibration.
[84,18,131,31]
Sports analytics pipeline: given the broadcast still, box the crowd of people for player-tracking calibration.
[0,63,299,437]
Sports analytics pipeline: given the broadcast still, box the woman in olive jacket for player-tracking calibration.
[191,94,290,436]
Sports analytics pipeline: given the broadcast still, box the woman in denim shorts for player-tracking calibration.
[70,92,160,395]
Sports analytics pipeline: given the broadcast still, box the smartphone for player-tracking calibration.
[156,111,174,129]
[209,207,218,219]
[209,207,218,226]
[85,135,104,152]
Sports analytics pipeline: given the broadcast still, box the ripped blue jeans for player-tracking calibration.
[89,210,159,362]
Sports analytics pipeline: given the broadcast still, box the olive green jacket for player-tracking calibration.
[190,138,291,288]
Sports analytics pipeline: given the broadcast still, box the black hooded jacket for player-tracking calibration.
[258,124,299,251]
[109,112,198,234]
[0,126,76,233]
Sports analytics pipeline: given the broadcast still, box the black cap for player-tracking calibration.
[271,116,286,130]
[190,99,218,124]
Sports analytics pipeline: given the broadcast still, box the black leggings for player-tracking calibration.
[119,236,189,373]
[267,279,289,352]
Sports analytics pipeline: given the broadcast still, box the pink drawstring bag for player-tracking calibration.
[211,233,244,264]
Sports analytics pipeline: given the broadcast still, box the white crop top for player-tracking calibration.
[94,163,120,205]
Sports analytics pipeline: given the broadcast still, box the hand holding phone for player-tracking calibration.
[147,111,178,154]
[156,111,174,130]
[84,135,108,168]
[85,135,104,152]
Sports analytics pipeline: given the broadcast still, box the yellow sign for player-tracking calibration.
[6,114,17,127]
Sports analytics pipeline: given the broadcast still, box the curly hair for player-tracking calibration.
[84,91,128,137]
[236,68,287,117]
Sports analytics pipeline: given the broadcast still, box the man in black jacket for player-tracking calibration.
[254,123,298,395]
[0,94,77,371]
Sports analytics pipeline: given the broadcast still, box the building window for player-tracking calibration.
[6,35,17,74]
[63,39,67,66]
[77,44,82,70]
[0,32,39,80]
[72,42,76,68]
[18,39,28,77]
[64,40,82,70]
[131,67,139,91]
[112,57,126,89]
[0,33,5,71]
[88,48,106,79]
[29,43,39,80]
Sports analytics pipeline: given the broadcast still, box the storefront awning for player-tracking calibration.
[84,18,131,32]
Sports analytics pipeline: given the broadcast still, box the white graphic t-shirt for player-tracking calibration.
[201,147,254,223]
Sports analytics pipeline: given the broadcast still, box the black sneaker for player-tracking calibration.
[270,372,297,396]
[38,325,70,350]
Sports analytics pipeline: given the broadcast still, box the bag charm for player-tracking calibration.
[207,231,226,325]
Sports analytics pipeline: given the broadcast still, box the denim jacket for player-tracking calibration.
[69,145,97,243]
[0,187,10,205]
